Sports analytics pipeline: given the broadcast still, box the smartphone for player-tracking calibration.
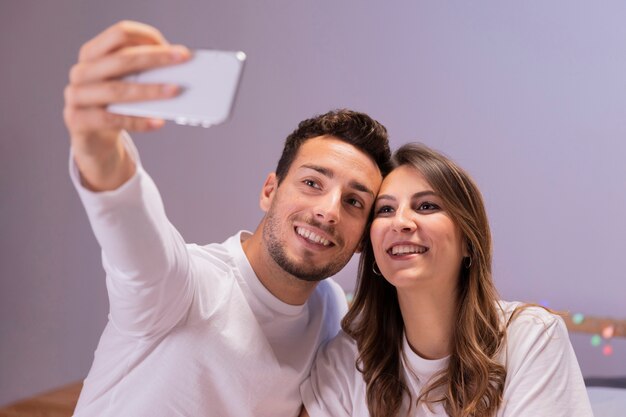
[108,49,246,128]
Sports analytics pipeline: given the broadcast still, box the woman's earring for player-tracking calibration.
[372,261,382,276]
[463,256,472,269]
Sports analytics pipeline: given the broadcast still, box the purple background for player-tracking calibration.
[1,0,625,405]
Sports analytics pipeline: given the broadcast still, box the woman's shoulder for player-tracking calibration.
[497,300,569,357]
[497,300,561,329]
[495,302,593,415]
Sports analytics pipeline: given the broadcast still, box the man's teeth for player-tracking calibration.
[389,245,427,255]
[296,227,331,246]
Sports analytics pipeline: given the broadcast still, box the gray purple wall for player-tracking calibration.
[1,0,625,406]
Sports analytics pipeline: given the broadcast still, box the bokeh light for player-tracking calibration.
[572,313,584,325]
[601,325,615,339]
[590,335,602,347]
[345,292,354,305]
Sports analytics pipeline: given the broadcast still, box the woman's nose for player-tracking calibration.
[391,206,416,233]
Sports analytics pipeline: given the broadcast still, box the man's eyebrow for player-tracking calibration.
[375,190,437,202]
[300,164,375,198]
[301,164,333,178]
[350,181,375,198]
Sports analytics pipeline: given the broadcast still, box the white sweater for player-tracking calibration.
[70,133,348,417]
[301,301,594,417]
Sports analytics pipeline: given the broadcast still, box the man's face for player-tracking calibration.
[261,136,383,282]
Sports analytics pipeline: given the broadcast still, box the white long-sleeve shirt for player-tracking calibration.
[301,301,594,417]
[70,133,348,417]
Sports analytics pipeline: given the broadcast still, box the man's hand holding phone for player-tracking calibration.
[64,21,190,145]
[63,20,194,192]
[63,20,244,192]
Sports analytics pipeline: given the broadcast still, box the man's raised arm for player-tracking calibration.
[63,20,190,191]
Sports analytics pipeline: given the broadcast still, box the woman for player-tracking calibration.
[299,143,593,417]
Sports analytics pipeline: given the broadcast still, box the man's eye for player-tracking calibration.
[303,179,320,189]
[346,198,364,209]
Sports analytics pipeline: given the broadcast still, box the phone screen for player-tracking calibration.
[108,49,246,128]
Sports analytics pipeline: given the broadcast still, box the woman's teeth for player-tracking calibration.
[388,245,428,255]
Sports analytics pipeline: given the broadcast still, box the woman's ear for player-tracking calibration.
[259,173,278,212]
[463,239,471,258]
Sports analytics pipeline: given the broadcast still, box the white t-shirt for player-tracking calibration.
[70,133,348,417]
[301,301,594,417]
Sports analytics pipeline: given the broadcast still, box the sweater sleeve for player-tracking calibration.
[300,331,363,417]
[498,307,594,417]
[70,132,193,338]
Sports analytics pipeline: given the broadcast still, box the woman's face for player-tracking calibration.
[370,165,467,291]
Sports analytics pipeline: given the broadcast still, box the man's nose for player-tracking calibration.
[314,189,341,224]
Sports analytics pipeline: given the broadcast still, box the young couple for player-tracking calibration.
[64,21,593,416]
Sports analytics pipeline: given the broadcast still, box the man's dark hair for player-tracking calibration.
[275,109,392,182]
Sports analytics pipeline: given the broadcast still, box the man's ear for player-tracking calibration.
[259,173,278,212]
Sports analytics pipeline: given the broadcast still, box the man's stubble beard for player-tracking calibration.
[262,206,354,282]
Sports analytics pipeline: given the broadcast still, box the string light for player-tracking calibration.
[602,345,614,356]
[602,324,615,339]
[590,335,602,347]
[572,313,584,325]
[346,292,354,305]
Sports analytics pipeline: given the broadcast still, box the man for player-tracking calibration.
[64,21,391,416]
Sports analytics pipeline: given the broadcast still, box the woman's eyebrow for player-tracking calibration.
[376,190,437,202]
[375,194,396,202]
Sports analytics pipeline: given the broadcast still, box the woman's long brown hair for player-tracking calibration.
[342,143,506,417]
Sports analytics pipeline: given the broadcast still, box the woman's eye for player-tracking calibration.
[417,202,439,211]
[375,205,394,215]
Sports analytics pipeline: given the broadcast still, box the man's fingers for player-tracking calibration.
[64,20,177,155]
[65,81,180,107]
[64,107,165,134]
[70,44,190,85]
[78,20,168,62]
